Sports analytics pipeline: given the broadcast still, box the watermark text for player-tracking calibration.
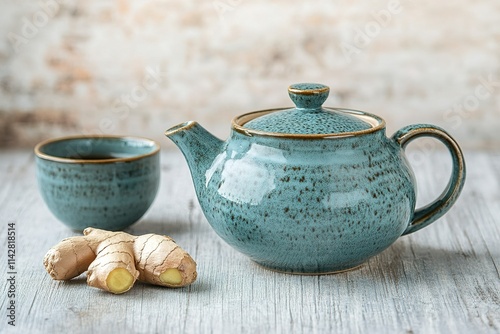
[6,221,16,327]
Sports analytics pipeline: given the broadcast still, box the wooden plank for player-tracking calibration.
[0,149,499,334]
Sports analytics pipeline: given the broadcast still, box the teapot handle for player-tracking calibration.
[391,124,466,235]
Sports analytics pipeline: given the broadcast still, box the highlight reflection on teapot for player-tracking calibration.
[165,83,466,274]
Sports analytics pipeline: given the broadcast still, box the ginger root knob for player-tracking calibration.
[43,228,197,294]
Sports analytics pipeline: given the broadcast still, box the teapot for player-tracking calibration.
[165,83,466,274]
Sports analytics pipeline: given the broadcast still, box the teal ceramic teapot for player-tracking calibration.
[165,83,466,274]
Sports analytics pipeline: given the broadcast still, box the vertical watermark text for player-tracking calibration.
[6,221,17,327]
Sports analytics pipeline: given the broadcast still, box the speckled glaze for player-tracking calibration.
[165,83,466,274]
[245,83,372,134]
[35,136,160,231]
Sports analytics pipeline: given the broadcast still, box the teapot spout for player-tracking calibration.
[165,121,224,182]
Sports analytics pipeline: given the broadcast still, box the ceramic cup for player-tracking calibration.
[34,135,161,231]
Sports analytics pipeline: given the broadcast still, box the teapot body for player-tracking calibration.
[165,83,466,274]
[196,128,416,273]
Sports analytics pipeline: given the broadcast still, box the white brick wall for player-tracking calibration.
[1,0,499,148]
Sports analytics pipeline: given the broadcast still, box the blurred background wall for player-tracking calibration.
[0,0,499,149]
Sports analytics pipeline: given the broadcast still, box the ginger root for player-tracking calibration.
[43,228,197,294]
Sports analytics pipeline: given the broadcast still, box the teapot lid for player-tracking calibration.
[238,83,381,136]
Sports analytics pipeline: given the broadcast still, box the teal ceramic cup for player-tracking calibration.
[35,135,161,231]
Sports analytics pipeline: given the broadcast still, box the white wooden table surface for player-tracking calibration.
[1,148,499,334]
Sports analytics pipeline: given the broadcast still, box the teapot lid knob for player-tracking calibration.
[288,83,330,109]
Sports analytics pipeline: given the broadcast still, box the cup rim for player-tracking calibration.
[34,135,160,164]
